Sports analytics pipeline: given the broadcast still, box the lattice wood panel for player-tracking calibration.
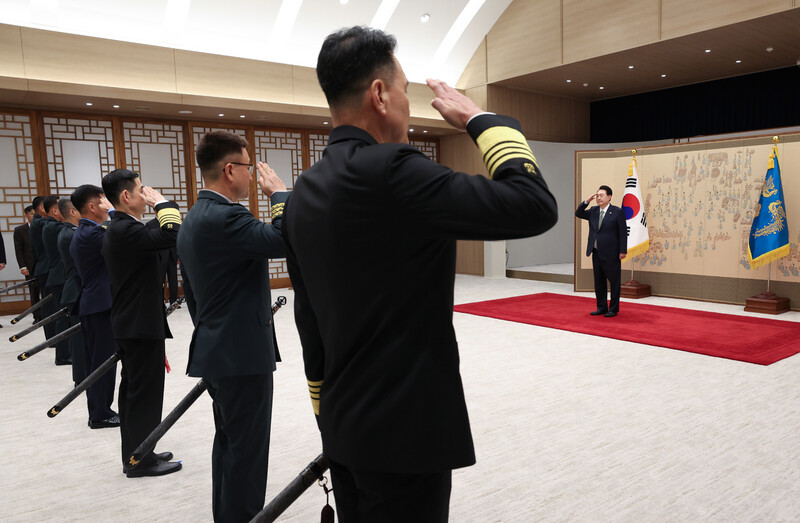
[308,132,328,166]
[410,139,439,163]
[43,116,115,193]
[124,121,189,223]
[0,112,38,301]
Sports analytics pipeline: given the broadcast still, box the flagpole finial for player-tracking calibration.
[773,136,779,144]
[632,149,637,157]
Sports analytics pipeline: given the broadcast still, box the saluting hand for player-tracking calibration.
[257,162,287,197]
[141,186,166,208]
[585,194,596,204]
[427,78,483,131]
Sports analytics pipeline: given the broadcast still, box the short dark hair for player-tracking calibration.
[71,184,105,214]
[24,205,34,214]
[32,196,44,210]
[102,169,140,206]
[317,26,397,109]
[196,131,249,183]
[57,197,75,217]
[598,185,613,197]
[43,195,59,214]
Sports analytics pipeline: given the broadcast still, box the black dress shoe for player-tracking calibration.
[590,310,608,316]
[88,415,120,429]
[55,358,72,366]
[604,311,617,317]
[122,453,175,473]
[125,459,182,478]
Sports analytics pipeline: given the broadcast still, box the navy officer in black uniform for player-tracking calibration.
[284,26,558,521]
[178,131,287,522]
[102,169,183,477]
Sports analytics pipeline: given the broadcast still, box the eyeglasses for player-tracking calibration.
[228,161,254,169]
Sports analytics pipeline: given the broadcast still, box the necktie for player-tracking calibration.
[598,209,605,228]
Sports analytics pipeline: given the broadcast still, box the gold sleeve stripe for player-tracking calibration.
[308,379,323,416]
[271,203,285,218]
[475,126,538,178]
[156,207,182,227]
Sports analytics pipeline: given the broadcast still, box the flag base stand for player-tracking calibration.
[744,291,790,315]
[621,280,651,299]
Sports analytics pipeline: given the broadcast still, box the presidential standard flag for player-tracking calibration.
[748,145,789,269]
[621,158,649,260]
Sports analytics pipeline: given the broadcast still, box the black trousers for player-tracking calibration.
[328,459,452,523]
[26,273,41,321]
[592,249,622,313]
[68,313,87,384]
[46,284,70,363]
[81,310,118,421]
[206,373,274,523]
[117,338,165,466]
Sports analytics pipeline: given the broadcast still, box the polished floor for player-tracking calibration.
[2,275,799,522]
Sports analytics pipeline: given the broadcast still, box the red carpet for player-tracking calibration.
[453,292,800,365]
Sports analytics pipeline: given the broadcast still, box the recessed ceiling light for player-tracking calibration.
[705,49,711,53]
[85,102,93,106]
[218,113,224,117]
[628,65,634,69]
[113,104,120,109]
[423,130,428,133]
[566,79,572,83]
[409,128,414,132]
[661,74,667,78]
[323,121,329,125]
[178,110,192,114]
[599,86,605,90]
[583,83,589,87]
[421,14,430,23]
[766,47,774,52]
[239,115,245,118]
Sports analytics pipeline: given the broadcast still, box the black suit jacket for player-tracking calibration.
[42,220,67,288]
[13,223,34,270]
[284,114,558,474]
[178,190,288,379]
[102,202,181,340]
[71,219,113,315]
[30,215,51,278]
[58,223,81,309]
[575,202,627,260]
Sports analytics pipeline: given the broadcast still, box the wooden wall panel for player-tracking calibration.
[0,24,25,79]
[486,0,562,83]
[291,66,328,108]
[439,132,488,275]
[563,0,660,63]
[661,0,794,39]
[457,37,487,90]
[19,28,177,92]
[175,51,294,104]
[487,85,590,142]
[465,86,488,111]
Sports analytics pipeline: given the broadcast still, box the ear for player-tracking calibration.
[370,78,388,117]
[120,189,131,206]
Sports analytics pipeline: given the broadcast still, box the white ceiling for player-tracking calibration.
[1,0,514,85]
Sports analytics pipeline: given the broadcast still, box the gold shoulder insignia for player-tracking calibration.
[524,162,536,174]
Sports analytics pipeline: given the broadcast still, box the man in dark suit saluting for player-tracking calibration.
[102,169,183,477]
[71,185,119,429]
[178,131,288,522]
[575,185,627,317]
[284,26,558,521]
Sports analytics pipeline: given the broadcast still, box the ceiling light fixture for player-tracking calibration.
[430,0,486,72]
[423,130,428,133]
[661,74,667,78]
[735,60,742,63]
[370,0,401,30]
[218,113,224,117]
[113,104,120,109]
[628,65,634,69]
[409,128,414,132]
[705,49,711,53]
[85,102,93,106]
[599,86,604,90]
[178,110,192,114]
[566,79,572,83]
[240,115,246,118]
[323,121,329,125]
[766,47,774,52]
[583,83,589,87]
[421,13,430,23]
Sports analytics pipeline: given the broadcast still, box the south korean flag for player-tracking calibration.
[621,158,649,260]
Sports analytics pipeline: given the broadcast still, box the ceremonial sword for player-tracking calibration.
[11,291,52,325]
[0,277,38,295]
